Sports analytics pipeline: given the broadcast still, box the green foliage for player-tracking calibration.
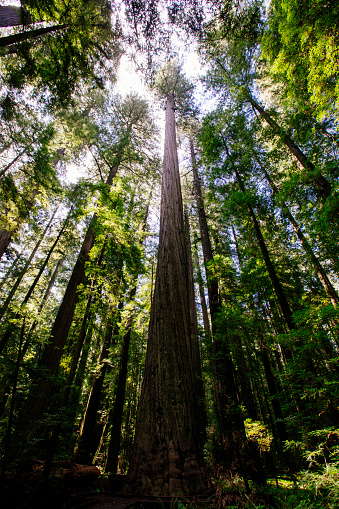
[262,0,339,121]
[244,419,273,452]
[0,0,122,110]
[153,59,195,114]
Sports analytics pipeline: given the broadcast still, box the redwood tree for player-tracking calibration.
[127,61,207,496]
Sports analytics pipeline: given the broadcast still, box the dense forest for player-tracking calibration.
[0,1,339,507]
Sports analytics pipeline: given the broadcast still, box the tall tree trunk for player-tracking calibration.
[232,334,258,421]
[234,168,296,332]
[247,96,331,200]
[190,138,246,468]
[259,342,288,444]
[184,210,207,447]
[73,303,118,465]
[127,95,206,496]
[192,247,211,333]
[105,293,136,474]
[23,166,118,426]
[260,164,339,307]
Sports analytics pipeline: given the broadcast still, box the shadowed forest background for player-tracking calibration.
[0,1,339,507]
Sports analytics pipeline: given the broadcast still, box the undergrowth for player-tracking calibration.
[194,427,339,508]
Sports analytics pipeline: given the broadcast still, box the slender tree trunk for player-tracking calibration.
[0,23,68,48]
[234,168,296,331]
[248,96,331,200]
[190,138,246,469]
[259,342,288,444]
[0,203,59,321]
[105,294,136,474]
[0,147,28,178]
[74,304,118,465]
[261,165,339,307]
[127,95,206,496]
[0,209,70,354]
[193,249,211,333]
[231,225,242,266]
[184,211,207,447]
[190,138,219,320]
[23,166,118,426]
[232,334,258,421]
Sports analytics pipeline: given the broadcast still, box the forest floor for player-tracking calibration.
[0,467,337,508]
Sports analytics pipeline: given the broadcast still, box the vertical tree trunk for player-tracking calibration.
[184,210,207,447]
[190,138,246,468]
[127,95,206,496]
[232,334,258,421]
[192,248,211,333]
[74,303,119,465]
[105,293,136,474]
[259,342,288,444]
[234,168,296,332]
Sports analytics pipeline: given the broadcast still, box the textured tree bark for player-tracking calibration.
[184,211,207,449]
[248,97,331,200]
[127,95,206,496]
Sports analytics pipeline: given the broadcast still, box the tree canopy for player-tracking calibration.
[0,1,339,508]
